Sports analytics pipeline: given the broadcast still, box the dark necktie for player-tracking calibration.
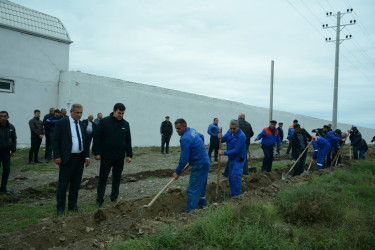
[75,120,82,151]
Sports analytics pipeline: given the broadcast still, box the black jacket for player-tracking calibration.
[238,118,254,145]
[360,139,368,151]
[291,128,312,159]
[312,128,326,138]
[0,121,17,152]
[81,119,96,135]
[29,117,44,136]
[349,131,362,147]
[277,127,284,140]
[52,118,89,165]
[160,121,173,136]
[92,113,133,159]
[42,113,54,133]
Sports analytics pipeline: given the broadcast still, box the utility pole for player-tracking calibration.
[323,9,356,130]
[269,60,274,122]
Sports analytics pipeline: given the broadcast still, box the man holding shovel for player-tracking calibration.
[255,120,282,172]
[219,119,246,198]
[173,119,210,213]
[312,136,331,170]
[291,124,312,176]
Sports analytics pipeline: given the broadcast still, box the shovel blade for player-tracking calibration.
[282,172,290,180]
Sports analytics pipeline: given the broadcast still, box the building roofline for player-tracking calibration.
[0,23,73,44]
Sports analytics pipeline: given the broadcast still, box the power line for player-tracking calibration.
[344,0,375,50]
[286,0,326,38]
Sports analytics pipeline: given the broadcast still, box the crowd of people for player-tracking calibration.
[0,107,372,214]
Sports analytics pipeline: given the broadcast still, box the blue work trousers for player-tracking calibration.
[316,147,330,170]
[228,158,243,197]
[0,151,10,191]
[261,145,274,172]
[186,162,210,213]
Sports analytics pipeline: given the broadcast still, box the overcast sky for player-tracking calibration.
[12,0,375,128]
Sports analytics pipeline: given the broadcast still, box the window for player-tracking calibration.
[0,79,14,93]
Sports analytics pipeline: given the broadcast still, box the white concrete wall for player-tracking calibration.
[0,28,70,146]
[59,71,375,147]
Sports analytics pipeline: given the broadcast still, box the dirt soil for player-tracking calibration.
[0,145,373,249]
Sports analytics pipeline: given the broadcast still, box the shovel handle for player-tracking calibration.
[307,158,314,171]
[285,141,312,176]
[145,164,189,208]
[216,127,223,198]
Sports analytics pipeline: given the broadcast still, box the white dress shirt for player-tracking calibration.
[69,116,83,153]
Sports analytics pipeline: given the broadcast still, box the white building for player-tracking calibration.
[1,0,374,147]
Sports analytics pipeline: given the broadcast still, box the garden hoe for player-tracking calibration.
[216,127,222,201]
[142,164,190,209]
[282,141,311,180]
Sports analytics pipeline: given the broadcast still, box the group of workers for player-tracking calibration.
[172,116,370,213]
[0,107,372,214]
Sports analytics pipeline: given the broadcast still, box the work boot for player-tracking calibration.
[96,202,103,208]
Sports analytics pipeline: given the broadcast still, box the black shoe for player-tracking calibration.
[57,209,64,216]
[221,172,228,177]
[34,161,43,164]
[68,206,83,212]
[27,161,33,164]
[96,202,103,208]
[0,188,14,194]
[111,198,117,203]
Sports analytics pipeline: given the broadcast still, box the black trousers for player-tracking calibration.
[208,137,219,161]
[293,151,307,176]
[161,135,171,153]
[29,134,42,162]
[85,133,93,154]
[56,154,84,210]
[96,158,125,203]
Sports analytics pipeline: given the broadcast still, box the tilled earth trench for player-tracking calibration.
[0,145,369,249]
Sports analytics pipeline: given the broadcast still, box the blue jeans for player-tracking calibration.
[186,162,210,213]
[0,151,10,191]
[228,158,243,197]
[261,145,274,172]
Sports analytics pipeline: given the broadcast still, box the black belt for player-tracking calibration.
[71,153,83,156]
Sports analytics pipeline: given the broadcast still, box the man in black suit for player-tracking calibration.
[53,104,90,216]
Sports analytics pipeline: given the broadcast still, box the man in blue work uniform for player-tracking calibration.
[286,119,298,157]
[325,129,345,167]
[219,119,246,198]
[255,120,282,172]
[207,118,220,162]
[312,136,331,170]
[173,119,210,213]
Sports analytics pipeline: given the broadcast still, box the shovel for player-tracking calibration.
[216,127,222,201]
[282,141,311,180]
[248,147,256,173]
[331,144,344,167]
[304,158,314,174]
[142,164,189,208]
